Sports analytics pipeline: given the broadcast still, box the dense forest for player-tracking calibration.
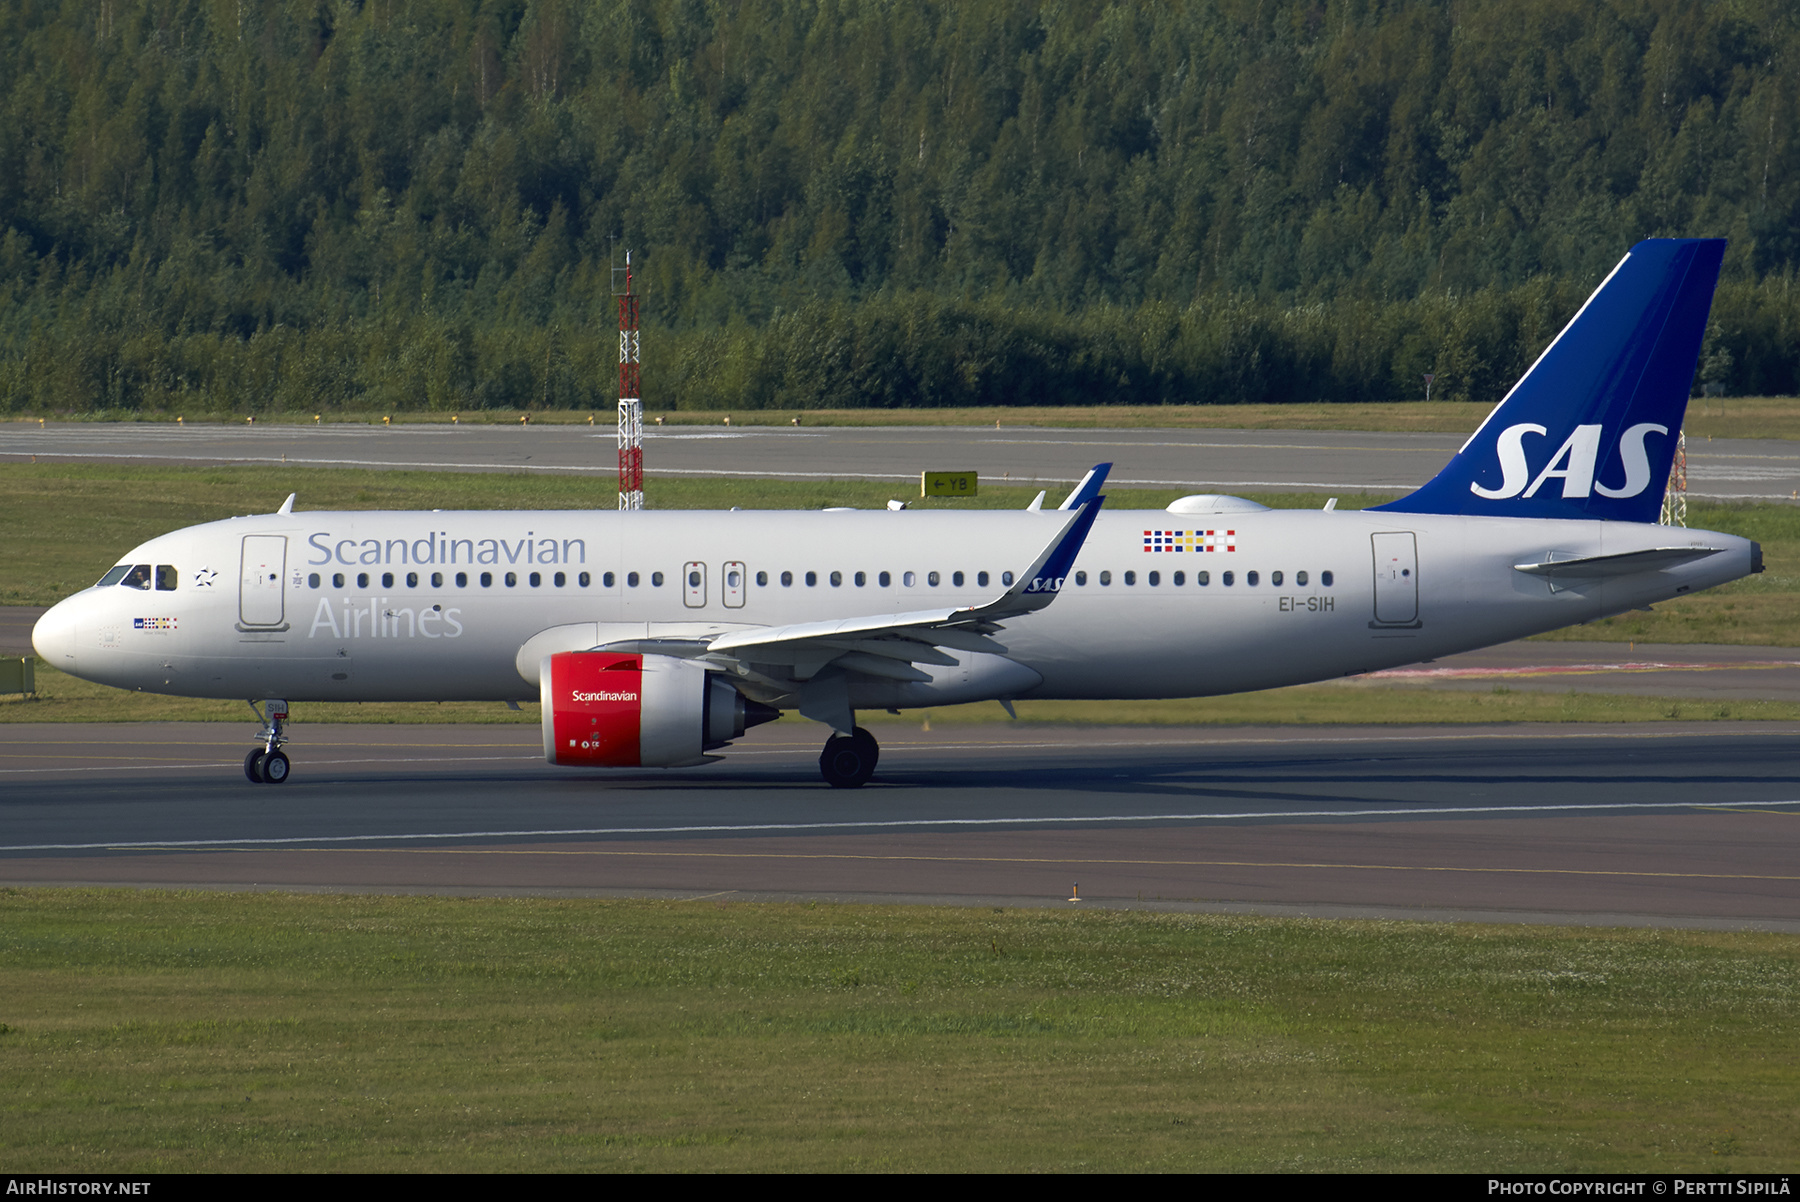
[2,0,1799,415]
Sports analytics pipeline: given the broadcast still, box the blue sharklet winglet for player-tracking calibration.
[1059,463,1112,511]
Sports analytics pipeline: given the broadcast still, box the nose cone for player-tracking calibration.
[32,599,78,671]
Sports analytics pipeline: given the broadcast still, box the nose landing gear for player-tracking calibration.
[819,726,879,789]
[243,699,291,785]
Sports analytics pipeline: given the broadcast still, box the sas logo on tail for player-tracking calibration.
[1474,423,1667,500]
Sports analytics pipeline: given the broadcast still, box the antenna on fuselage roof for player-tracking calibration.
[277,493,295,515]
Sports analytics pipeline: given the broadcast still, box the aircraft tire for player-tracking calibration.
[243,749,266,783]
[850,726,879,772]
[259,750,291,785]
[819,731,877,789]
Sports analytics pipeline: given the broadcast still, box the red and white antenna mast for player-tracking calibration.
[616,250,644,511]
[1660,429,1688,527]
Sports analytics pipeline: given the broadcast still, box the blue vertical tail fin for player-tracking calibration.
[1376,238,1725,522]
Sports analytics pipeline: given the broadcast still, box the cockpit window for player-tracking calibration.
[155,565,178,591]
[120,564,153,590]
[96,565,133,587]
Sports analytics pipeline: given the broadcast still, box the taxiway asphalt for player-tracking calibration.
[4,720,1798,929]
[6,420,1800,500]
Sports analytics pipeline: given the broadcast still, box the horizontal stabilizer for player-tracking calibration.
[1513,547,1725,578]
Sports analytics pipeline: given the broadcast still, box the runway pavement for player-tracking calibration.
[6,420,1800,500]
[0,607,45,656]
[4,720,1798,929]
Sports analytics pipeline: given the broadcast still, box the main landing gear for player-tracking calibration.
[819,726,879,789]
[243,698,291,785]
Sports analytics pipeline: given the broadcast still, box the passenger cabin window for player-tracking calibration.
[604,572,616,588]
[627,572,640,587]
[1075,571,1087,586]
[1271,571,1284,586]
[358,573,371,589]
[578,571,590,587]
[651,571,664,587]
[1198,570,1210,585]
[978,571,989,587]
[879,571,891,587]
[1247,571,1259,586]
[781,571,793,587]
[555,571,567,587]
[334,573,346,588]
[805,571,817,587]
[505,572,518,587]
[952,571,964,587]
[456,572,468,587]
[1223,571,1235,586]
[927,571,940,587]
[1174,571,1185,585]
[1322,571,1334,586]
[1124,571,1137,585]
[480,572,493,588]
[405,571,418,588]
[308,573,321,588]
[1296,571,1308,586]
[1099,571,1112,586]
[756,571,768,586]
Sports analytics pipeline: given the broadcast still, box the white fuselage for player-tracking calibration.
[32,505,1756,707]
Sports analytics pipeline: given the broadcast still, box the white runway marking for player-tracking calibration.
[4,798,1792,853]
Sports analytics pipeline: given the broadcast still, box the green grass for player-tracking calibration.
[1,889,1795,1171]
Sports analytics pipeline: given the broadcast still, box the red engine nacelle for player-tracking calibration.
[540,651,774,767]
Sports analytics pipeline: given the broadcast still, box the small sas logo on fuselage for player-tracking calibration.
[133,617,177,630]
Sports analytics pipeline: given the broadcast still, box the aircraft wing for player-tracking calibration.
[696,466,1109,683]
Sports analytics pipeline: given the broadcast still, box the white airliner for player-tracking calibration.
[33,239,1759,787]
